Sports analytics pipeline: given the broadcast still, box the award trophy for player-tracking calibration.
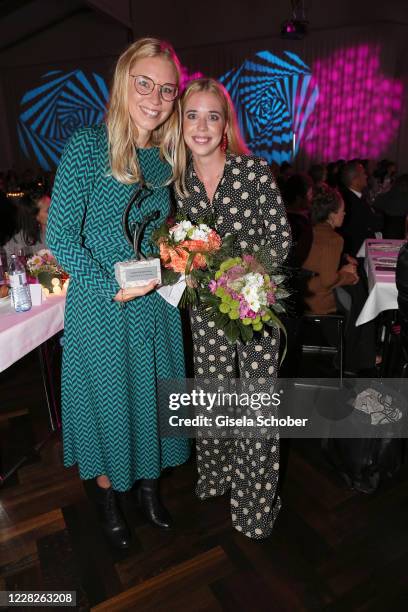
[114,185,162,288]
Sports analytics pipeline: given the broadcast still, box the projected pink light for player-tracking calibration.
[180,65,204,91]
[305,45,404,160]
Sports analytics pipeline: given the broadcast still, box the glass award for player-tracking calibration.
[115,185,162,288]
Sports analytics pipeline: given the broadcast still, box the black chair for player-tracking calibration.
[298,313,345,388]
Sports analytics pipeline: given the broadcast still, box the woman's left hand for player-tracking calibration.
[113,280,158,302]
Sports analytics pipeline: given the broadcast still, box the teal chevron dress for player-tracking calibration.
[47,125,190,491]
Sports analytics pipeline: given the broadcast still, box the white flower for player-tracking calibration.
[189,228,208,241]
[188,223,211,241]
[243,272,264,289]
[247,298,261,312]
[170,220,193,243]
[241,282,268,313]
[242,285,259,308]
[257,289,268,307]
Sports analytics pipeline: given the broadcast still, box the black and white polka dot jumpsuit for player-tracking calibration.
[177,153,291,539]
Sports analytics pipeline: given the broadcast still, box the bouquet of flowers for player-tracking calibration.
[200,253,289,346]
[153,217,222,305]
[27,249,58,276]
[153,217,289,349]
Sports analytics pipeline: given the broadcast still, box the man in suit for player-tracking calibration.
[339,160,383,257]
[337,160,381,372]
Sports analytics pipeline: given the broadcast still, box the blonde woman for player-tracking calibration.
[47,38,190,548]
[175,78,291,539]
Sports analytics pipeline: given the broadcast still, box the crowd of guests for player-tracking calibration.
[0,169,52,261]
[273,157,408,374]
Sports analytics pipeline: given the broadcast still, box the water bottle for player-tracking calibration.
[8,254,32,312]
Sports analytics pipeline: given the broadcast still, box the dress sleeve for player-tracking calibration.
[47,128,119,301]
[255,159,291,264]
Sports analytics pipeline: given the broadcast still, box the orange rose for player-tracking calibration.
[207,230,222,251]
[158,229,222,273]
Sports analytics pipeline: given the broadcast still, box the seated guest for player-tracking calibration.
[303,189,377,372]
[339,160,383,256]
[3,190,50,259]
[283,173,313,267]
[302,189,358,314]
[373,174,408,239]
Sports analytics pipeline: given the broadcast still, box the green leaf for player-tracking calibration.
[224,320,240,343]
[272,303,285,314]
[200,294,219,307]
[160,268,181,285]
[214,312,229,328]
[264,312,288,364]
[179,286,198,308]
[239,322,254,343]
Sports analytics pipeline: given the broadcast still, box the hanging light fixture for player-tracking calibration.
[280,0,308,40]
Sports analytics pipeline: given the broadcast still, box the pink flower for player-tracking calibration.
[226,265,246,280]
[267,291,276,304]
[208,280,217,294]
[239,302,257,319]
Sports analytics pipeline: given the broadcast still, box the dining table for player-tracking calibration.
[0,293,65,484]
[355,239,404,326]
[0,293,65,372]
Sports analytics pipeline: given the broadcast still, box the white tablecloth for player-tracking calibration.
[355,282,398,326]
[0,295,65,372]
[355,239,403,326]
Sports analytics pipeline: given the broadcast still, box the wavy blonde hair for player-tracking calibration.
[174,78,249,197]
[106,37,182,184]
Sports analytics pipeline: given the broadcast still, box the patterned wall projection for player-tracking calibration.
[220,51,319,164]
[305,44,404,161]
[18,69,108,170]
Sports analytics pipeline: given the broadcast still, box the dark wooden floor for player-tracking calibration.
[1,350,408,611]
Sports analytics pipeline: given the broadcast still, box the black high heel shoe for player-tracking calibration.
[136,478,172,529]
[95,485,131,549]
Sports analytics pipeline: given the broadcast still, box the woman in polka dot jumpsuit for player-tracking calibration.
[175,78,291,539]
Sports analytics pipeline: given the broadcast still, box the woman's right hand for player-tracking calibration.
[113,280,158,303]
[341,263,357,275]
[340,263,359,284]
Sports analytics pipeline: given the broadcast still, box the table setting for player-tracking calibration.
[356,239,404,326]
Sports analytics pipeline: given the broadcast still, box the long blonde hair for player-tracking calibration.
[174,78,249,197]
[106,37,182,184]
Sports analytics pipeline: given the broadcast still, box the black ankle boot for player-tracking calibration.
[96,486,131,549]
[136,479,172,529]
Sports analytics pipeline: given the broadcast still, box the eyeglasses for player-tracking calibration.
[129,74,178,101]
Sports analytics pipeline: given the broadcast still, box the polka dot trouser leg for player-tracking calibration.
[190,307,237,499]
[230,327,282,539]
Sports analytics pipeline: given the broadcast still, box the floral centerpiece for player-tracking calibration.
[27,249,58,276]
[27,249,67,295]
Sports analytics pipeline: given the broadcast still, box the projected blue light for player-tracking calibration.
[220,51,319,164]
[18,69,109,170]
